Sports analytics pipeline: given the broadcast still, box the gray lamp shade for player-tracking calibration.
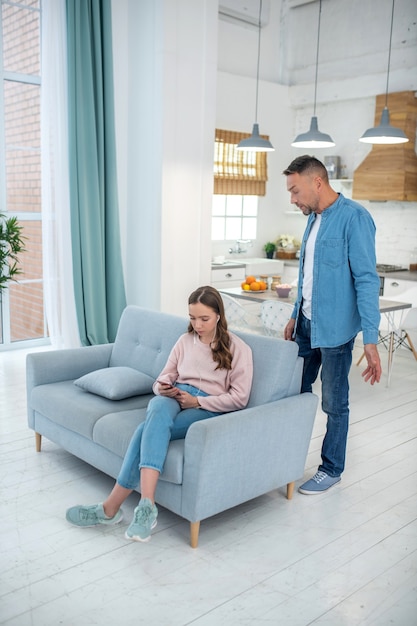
[359,107,409,144]
[291,116,335,149]
[236,123,275,152]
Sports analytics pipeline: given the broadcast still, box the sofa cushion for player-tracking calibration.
[31,381,152,439]
[93,411,185,484]
[235,331,300,406]
[109,306,187,379]
[74,366,155,400]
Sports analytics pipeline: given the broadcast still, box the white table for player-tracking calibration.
[219,286,296,304]
[220,288,412,386]
[365,298,412,386]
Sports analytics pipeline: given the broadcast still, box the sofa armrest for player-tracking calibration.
[181,392,318,522]
[26,343,114,388]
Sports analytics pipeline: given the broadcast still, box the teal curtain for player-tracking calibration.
[66,0,126,345]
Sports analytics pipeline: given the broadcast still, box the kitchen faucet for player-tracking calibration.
[228,239,252,254]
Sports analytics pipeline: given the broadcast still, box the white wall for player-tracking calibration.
[216,0,417,265]
[112,0,218,316]
[112,0,417,314]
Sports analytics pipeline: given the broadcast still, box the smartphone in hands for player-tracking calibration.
[157,380,173,388]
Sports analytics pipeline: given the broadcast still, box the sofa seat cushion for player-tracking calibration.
[30,381,152,439]
[74,366,155,399]
[93,410,185,485]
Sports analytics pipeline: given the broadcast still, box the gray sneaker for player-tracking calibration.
[125,498,158,542]
[298,471,341,495]
[66,503,123,527]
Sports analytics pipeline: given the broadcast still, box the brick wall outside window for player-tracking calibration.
[1,0,46,345]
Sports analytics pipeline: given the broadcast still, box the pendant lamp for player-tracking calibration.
[236,0,274,152]
[359,0,408,144]
[291,0,335,149]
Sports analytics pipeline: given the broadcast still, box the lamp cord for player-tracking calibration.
[254,0,262,122]
[385,0,395,108]
[313,0,322,117]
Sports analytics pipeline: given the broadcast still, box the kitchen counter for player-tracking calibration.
[211,262,417,282]
[378,270,417,282]
[211,261,245,269]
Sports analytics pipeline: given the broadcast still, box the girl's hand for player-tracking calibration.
[176,390,200,410]
[158,382,179,397]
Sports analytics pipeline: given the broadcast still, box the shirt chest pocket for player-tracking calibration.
[321,238,345,268]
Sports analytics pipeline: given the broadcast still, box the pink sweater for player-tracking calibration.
[152,332,253,413]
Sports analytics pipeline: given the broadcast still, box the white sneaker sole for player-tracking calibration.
[125,519,157,542]
[298,478,341,495]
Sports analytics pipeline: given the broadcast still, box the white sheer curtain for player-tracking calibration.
[41,0,80,348]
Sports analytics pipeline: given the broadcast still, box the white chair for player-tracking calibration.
[220,293,262,333]
[397,307,417,360]
[260,300,294,338]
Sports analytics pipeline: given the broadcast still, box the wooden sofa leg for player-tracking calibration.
[190,521,200,548]
[35,432,42,452]
[286,481,295,500]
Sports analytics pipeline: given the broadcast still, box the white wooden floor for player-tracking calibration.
[1,342,416,626]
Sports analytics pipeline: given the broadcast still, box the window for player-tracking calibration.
[212,128,268,241]
[0,0,46,348]
[214,128,269,196]
[212,195,258,241]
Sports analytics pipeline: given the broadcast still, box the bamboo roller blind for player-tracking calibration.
[214,129,269,196]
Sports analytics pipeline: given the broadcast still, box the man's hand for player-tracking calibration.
[284,318,296,341]
[361,344,382,385]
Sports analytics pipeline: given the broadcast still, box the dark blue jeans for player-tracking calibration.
[296,311,355,477]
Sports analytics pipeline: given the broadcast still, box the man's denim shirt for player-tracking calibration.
[292,193,381,348]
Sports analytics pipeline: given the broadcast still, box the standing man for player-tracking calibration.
[283,155,381,495]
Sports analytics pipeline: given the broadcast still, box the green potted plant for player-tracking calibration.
[0,213,26,294]
[263,241,277,259]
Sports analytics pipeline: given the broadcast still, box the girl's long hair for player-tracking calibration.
[187,285,233,370]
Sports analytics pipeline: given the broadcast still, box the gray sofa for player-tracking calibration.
[26,305,318,547]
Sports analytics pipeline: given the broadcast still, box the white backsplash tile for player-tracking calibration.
[364,201,417,268]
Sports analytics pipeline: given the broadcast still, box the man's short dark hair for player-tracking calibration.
[283,155,328,181]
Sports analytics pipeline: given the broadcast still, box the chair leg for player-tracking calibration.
[286,481,295,500]
[35,432,42,452]
[190,521,200,548]
[405,332,417,360]
[356,351,365,366]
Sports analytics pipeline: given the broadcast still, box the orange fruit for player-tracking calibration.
[250,281,261,291]
[245,275,256,284]
[258,281,267,290]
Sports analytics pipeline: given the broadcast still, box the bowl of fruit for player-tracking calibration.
[241,276,267,292]
[275,284,292,298]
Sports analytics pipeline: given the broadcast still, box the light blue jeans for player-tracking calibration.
[117,384,220,490]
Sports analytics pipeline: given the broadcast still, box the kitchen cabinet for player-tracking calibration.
[211,266,245,289]
[282,263,299,285]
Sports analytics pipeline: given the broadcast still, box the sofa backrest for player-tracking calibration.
[234,330,302,407]
[110,306,302,406]
[110,305,187,380]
